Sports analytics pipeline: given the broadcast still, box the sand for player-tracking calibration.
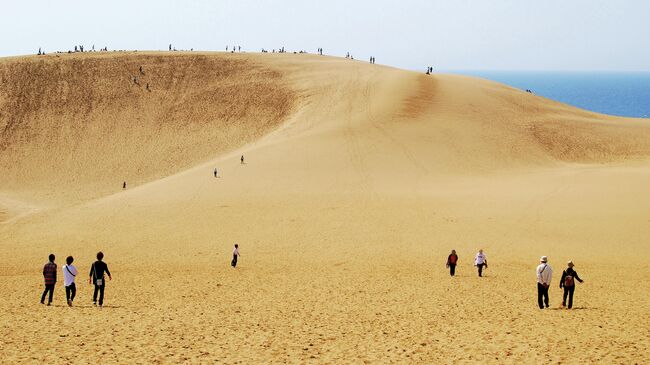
[1,52,649,363]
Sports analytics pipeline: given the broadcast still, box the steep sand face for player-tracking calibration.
[0,53,296,204]
[1,53,650,363]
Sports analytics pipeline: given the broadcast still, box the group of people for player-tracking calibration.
[536,256,584,309]
[212,155,245,178]
[446,250,585,309]
[41,252,112,307]
[38,44,109,55]
[41,244,242,307]
[226,45,242,53]
[132,65,152,91]
[425,66,434,75]
[41,246,583,309]
[445,249,488,277]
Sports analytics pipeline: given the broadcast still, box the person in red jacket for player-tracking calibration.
[446,250,459,276]
[41,254,57,305]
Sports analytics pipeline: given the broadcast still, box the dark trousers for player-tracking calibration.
[41,284,55,304]
[65,283,76,303]
[231,254,238,268]
[93,284,105,305]
[563,286,575,308]
[537,283,550,309]
[449,264,456,276]
[477,264,485,277]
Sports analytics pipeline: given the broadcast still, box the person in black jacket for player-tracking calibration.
[559,261,584,309]
[89,252,112,307]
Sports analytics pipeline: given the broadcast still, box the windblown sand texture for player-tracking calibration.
[1,52,649,363]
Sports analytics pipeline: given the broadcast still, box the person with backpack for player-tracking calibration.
[474,249,488,277]
[62,256,78,306]
[446,250,458,276]
[89,252,112,307]
[560,261,584,309]
[41,254,57,305]
[536,256,553,309]
[231,244,240,268]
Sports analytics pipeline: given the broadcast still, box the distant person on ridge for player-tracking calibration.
[214,168,218,178]
[231,244,240,268]
[41,254,57,305]
[536,256,552,309]
[240,155,244,164]
[474,249,487,277]
[89,251,112,307]
[123,181,126,189]
[446,250,458,276]
[560,260,583,309]
[62,256,78,306]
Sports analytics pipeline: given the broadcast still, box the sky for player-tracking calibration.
[2,0,649,71]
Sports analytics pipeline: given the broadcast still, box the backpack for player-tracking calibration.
[564,273,575,287]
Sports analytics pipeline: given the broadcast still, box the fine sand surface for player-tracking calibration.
[1,52,650,363]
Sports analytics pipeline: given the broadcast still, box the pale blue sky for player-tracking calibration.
[2,0,649,71]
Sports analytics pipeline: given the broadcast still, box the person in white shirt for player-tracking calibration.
[536,256,553,309]
[62,256,78,307]
[474,249,488,277]
[231,244,240,268]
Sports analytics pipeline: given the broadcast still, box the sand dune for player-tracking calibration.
[1,52,649,363]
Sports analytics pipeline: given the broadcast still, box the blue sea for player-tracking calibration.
[452,71,650,118]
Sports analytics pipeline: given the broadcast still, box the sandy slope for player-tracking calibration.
[1,52,650,363]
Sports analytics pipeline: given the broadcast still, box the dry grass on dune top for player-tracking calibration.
[0,53,297,204]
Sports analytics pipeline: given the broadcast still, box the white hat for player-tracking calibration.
[567,260,574,267]
[540,256,548,263]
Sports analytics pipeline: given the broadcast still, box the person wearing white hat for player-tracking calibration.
[560,261,584,309]
[536,256,553,309]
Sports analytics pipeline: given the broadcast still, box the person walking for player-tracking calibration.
[446,250,458,276]
[41,254,57,305]
[560,260,584,309]
[231,244,240,268]
[474,249,488,277]
[536,256,553,309]
[214,168,218,178]
[123,181,126,189]
[62,256,78,306]
[240,155,245,164]
[89,252,112,307]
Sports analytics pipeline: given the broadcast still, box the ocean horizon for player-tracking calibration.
[450,70,650,118]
